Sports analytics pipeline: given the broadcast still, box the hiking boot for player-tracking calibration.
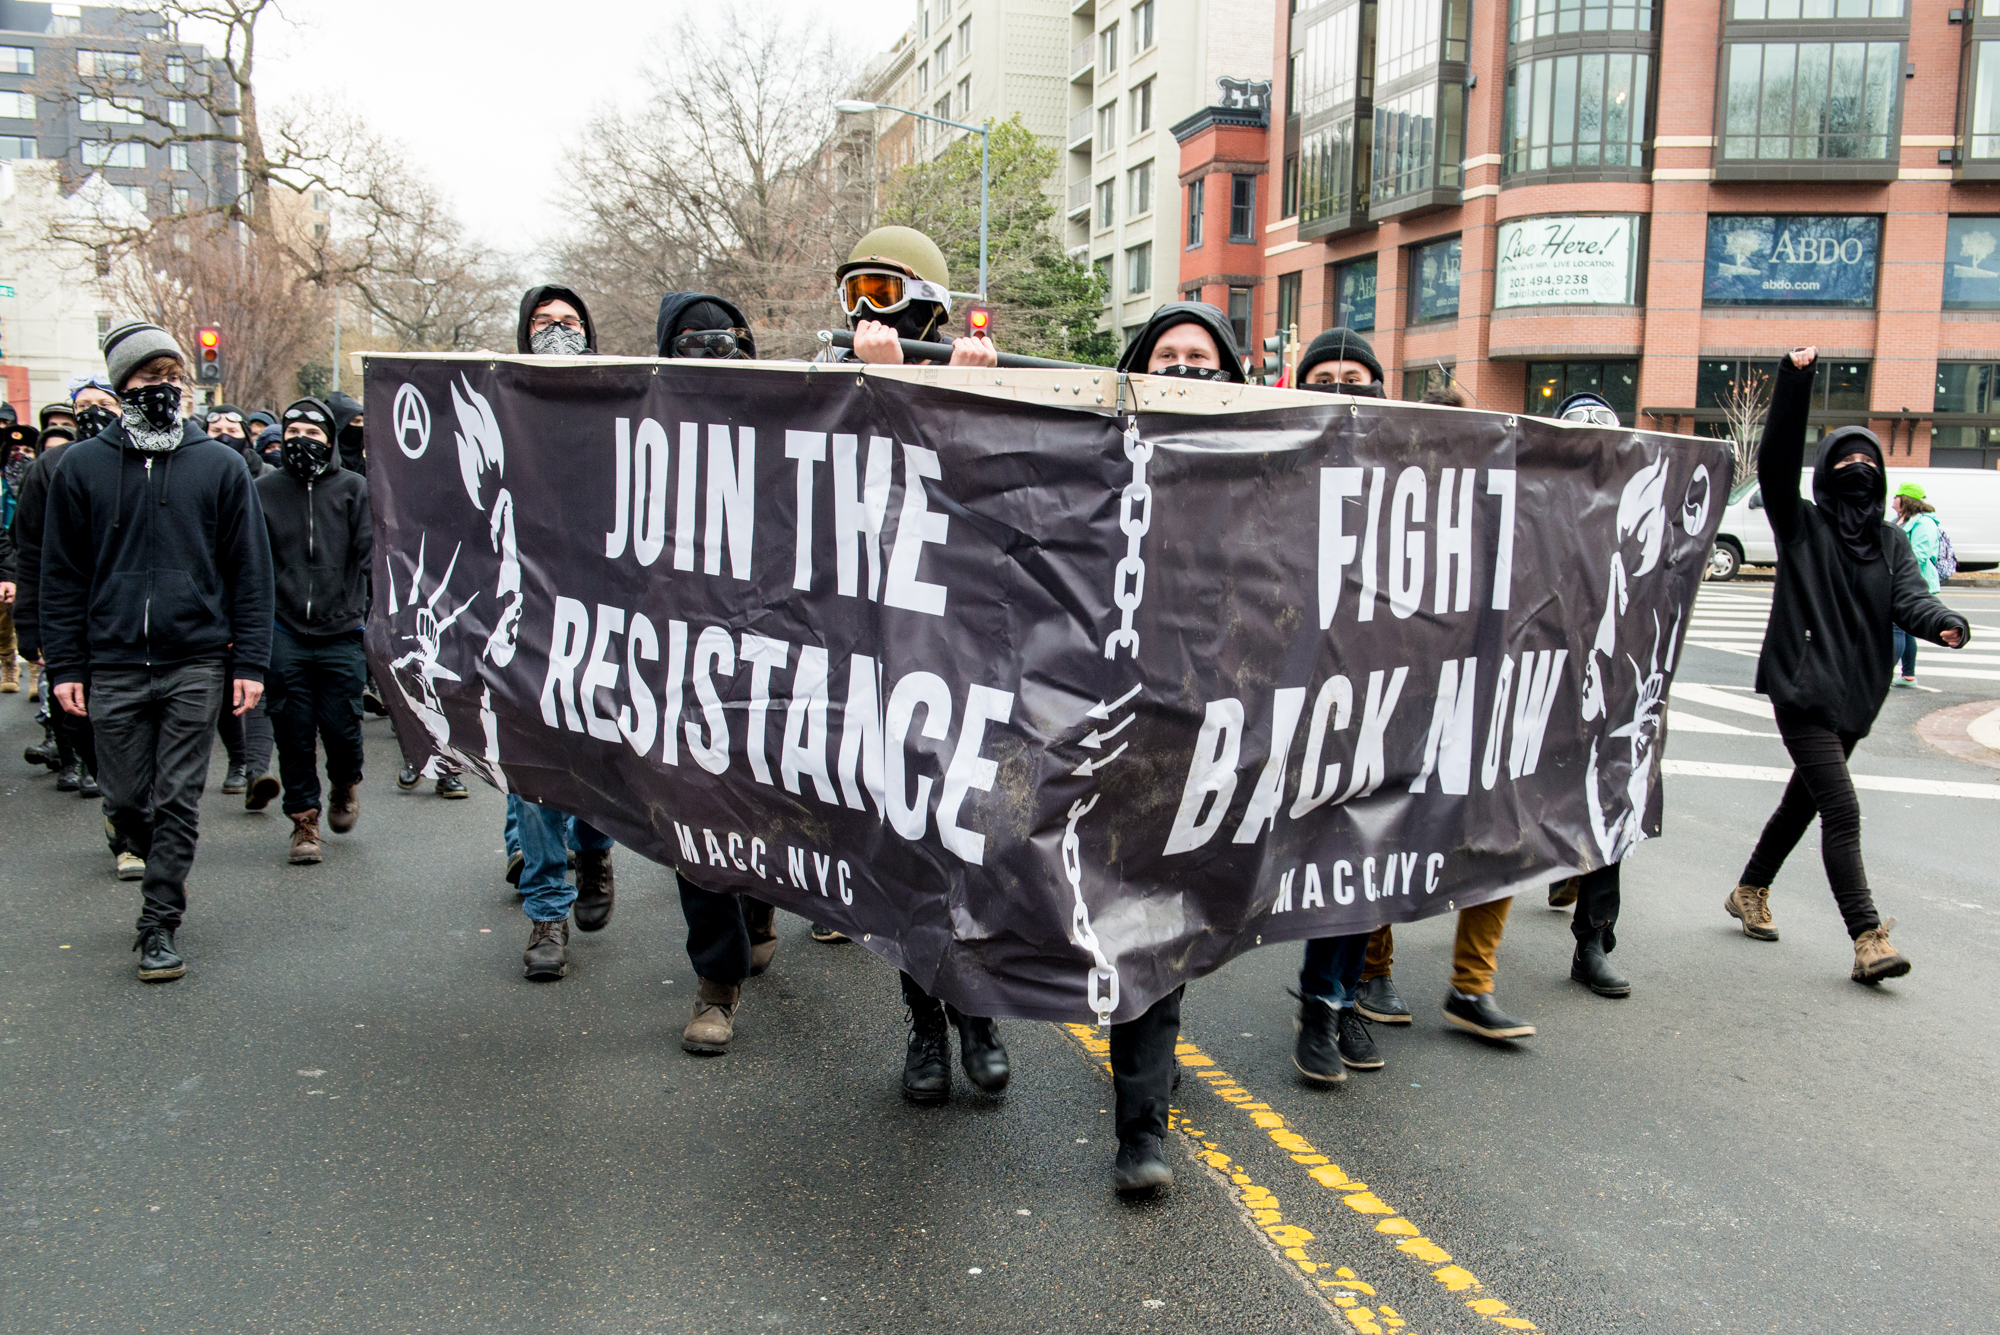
[1852,918,1911,984]
[1725,884,1778,941]
[745,899,778,976]
[24,722,57,769]
[1549,877,1579,909]
[681,977,740,1054]
[77,769,99,799]
[810,923,850,944]
[115,851,146,882]
[1443,992,1536,1040]
[246,773,280,811]
[221,763,248,795]
[1292,993,1346,1085]
[288,810,323,865]
[133,926,185,982]
[55,761,80,792]
[504,849,524,888]
[0,659,17,693]
[1337,1007,1384,1069]
[397,763,420,790]
[326,780,360,834]
[1356,975,1411,1025]
[1113,1135,1173,1196]
[523,918,570,980]
[901,993,952,1104]
[573,848,615,932]
[1571,928,1631,997]
[945,1004,1010,1094]
[435,773,468,799]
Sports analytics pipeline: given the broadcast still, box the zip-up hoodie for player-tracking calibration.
[255,455,371,639]
[1754,358,1969,736]
[39,419,275,686]
[516,284,598,354]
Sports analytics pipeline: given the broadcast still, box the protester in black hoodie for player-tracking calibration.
[256,398,372,867]
[1115,301,1248,383]
[327,391,366,475]
[42,321,275,983]
[517,283,597,355]
[1724,347,1969,984]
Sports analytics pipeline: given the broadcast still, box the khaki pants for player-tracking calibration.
[0,606,16,685]
[1360,896,1514,995]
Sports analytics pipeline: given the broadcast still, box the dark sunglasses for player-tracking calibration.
[672,329,751,360]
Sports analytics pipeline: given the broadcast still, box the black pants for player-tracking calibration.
[214,686,272,777]
[52,701,98,774]
[679,877,752,985]
[1111,985,1184,1149]
[1571,863,1621,945]
[1741,707,1878,938]
[267,630,366,816]
[89,661,227,931]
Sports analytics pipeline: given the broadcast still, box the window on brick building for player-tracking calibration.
[1728,1,1901,17]
[1227,287,1253,351]
[1186,177,1204,248]
[1932,361,2000,468]
[1372,81,1464,205]
[1403,365,1456,402]
[1300,1,1365,117]
[1504,52,1650,174]
[1276,271,1303,343]
[1964,38,2000,170]
[1336,256,1377,329]
[1697,358,1870,433]
[1508,0,1653,42]
[1377,0,1468,82]
[1720,40,1901,165]
[1281,153,1300,217]
[1229,174,1256,240]
[1526,361,1638,423]
[1410,236,1460,324]
[1300,117,1362,224]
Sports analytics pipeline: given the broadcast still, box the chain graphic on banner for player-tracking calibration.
[1066,409,1152,1024]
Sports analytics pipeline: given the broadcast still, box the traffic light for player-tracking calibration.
[196,325,223,385]
[965,304,993,340]
[1262,332,1285,384]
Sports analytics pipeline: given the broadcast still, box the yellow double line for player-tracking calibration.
[1063,1025,1537,1334]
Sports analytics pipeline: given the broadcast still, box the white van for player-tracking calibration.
[1710,466,2000,579]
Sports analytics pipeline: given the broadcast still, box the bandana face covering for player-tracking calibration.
[282,434,335,481]
[530,324,587,356]
[1154,362,1231,381]
[75,404,118,439]
[119,385,184,454]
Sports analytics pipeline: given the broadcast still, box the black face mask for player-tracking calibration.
[1300,379,1383,397]
[75,405,118,439]
[122,382,183,431]
[338,421,364,450]
[1154,362,1231,381]
[282,434,335,481]
[1830,463,1879,501]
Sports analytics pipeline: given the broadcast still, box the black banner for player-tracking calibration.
[364,358,1728,1023]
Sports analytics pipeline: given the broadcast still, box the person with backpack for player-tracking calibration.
[1722,348,1969,984]
[1889,482,1946,687]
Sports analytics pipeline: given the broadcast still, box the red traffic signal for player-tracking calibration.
[966,304,992,338]
[195,325,223,384]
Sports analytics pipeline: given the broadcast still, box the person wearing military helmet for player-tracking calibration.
[833,225,998,368]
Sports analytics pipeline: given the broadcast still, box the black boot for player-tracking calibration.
[24,719,57,770]
[133,926,185,982]
[55,760,80,792]
[78,768,100,799]
[221,763,249,795]
[899,974,951,1104]
[944,1003,1010,1094]
[1113,1134,1173,1196]
[1570,927,1630,998]
[1291,993,1346,1085]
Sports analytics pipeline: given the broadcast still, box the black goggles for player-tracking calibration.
[672,329,752,360]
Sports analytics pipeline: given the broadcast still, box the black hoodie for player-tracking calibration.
[654,292,756,358]
[1754,357,1968,736]
[517,284,598,354]
[327,390,366,474]
[1114,301,1248,383]
[39,419,275,686]
[256,440,371,639]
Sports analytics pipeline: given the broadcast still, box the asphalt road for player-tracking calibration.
[2,582,1996,1334]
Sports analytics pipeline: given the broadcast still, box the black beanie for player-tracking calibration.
[1297,328,1383,385]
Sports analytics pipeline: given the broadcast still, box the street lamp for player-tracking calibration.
[835,98,990,303]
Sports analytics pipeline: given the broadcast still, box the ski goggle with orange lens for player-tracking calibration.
[838,267,952,318]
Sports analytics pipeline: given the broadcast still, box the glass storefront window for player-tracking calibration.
[1697,357,1869,411]
[1300,118,1361,223]
[1703,215,1880,308]
[1508,0,1652,42]
[1404,365,1456,401]
[1720,41,1900,163]
[1371,83,1463,203]
[1525,361,1638,422]
[1969,42,2000,162]
[1336,256,1377,329]
[1410,236,1461,323]
[1301,3,1364,117]
[1933,362,2000,467]
[1944,217,2000,307]
[1504,52,1649,173]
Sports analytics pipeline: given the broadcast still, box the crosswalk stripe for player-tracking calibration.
[1663,759,2000,800]
[1671,682,1776,718]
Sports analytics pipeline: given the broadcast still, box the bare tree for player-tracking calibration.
[1717,367,1771,499]
[553,12,868,356]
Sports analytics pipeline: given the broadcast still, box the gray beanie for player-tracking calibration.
[101,320,187,391]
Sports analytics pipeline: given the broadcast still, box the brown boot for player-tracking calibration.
[326,780,360,833]
[1548,877,1579,909]
[288,810,322,864]
[573,848,615,932]
[682,977,740,1054]
[523,918,570,980]
[0,658,17,693]
[1724,884,1777,941]
[1852,918,1911,983]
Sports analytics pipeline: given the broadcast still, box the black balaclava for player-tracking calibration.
[654,293,757,359]
[850,299,947,346]
[1812,426,1887,562]
[327,391,366,473]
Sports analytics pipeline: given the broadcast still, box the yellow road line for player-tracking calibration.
[1063,1023,1540,1335]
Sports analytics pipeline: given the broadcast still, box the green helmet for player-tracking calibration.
[838,226,950,289]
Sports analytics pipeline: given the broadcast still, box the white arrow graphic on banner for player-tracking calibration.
[1086,683,1143,720]
[1080,713,1135,750]
[1073,743,1129,778]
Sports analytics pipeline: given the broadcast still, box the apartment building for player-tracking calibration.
[1067,0,1276,344]
[1235,0,2000,466]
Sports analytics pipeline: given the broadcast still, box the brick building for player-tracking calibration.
[1221,0,2000,466]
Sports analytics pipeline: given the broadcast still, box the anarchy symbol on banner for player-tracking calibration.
[394,383,432,459]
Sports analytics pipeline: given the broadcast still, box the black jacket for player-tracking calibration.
[255,463,371,639]
[1115,301,1248,382]
[7,437,77,657]
[39,422,275,686]
[328,390,366,475]
[516,284,598,354]
[1754,359,1969,736]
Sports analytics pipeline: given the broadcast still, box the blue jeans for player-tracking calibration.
[1892,625,1917,678]
[504,793,523,857]
[517,800,613,923]
[1300,934,1371,1007]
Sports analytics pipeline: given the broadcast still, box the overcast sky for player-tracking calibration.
[243,0,917,272]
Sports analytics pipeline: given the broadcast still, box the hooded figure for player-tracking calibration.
[654,293,756,360]
[1555,391,1621,426]
[327,390,366,474]
[516,284,598,356]
[1295,327,1384,396]
[1114,302,1247,383]
[39,401,78,442]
